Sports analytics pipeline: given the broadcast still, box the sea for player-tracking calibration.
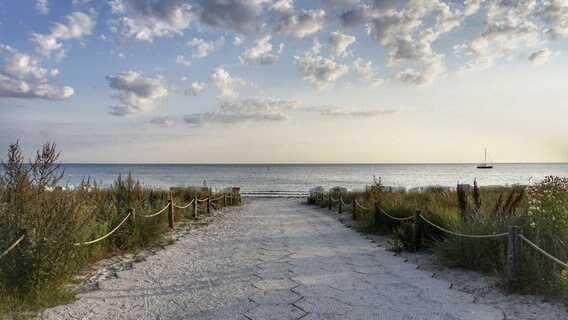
[48,163,568,197]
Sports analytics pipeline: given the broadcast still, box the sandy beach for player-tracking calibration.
[42,198,567,319]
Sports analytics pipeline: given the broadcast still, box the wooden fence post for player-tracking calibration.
[129,208,136,225]
[224,194,227,207]
[413,210,422,248]
[352,201,357,220]
[507,226,523,293]
[193,197,198,218]
[168,200,174,229]
[338,197,343,214]
[328,194,332,211]
[207,198,211,214]
[374,203,382,232]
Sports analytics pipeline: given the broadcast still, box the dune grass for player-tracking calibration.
[0,141,239,317]
[311,176,568,300]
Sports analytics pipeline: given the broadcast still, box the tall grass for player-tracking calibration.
[0,141,238,315]
[310,176,568,300]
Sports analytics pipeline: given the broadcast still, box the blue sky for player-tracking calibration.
[0,0,567,163]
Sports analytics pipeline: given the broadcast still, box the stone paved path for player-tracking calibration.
[43,198,504,319]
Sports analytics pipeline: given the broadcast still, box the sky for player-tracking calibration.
[0,0,567,164]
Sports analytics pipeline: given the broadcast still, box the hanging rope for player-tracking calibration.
[519,234,568,268]
[355,200,370,210]
[140,203,170,217]
[74,212,132,246]
[377,205,414,221]
[173,199,194,209]
[0,234,26,259]
[419,215,508,239]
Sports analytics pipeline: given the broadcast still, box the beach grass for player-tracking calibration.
[0,141,239,317]
[311,176,568,301]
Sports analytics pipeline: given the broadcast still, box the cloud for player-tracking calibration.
[31,10,97,59]
[184,97,298,127]
[540,0,568,39]
[106,71,170,116]
[194,0,264,34]
[241,35,279,65]
[394,55,445,85]
[529,48,551,65]
[36,0,49,15]
[306,106,396,117]
[233,36,244,46]
[274,7,326,38]
[292,55,348,90]
[0,44,74,100]
[150,116,174,127]
[109,0,194,42]
[187,37,224,58]
[455,4,542,74]
[184,82,205,96]
[175,55,191,66]
[210,67,246,101]
[352,57,383,89]
[328,31,356,57]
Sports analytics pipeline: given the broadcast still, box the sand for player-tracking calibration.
[42,198,567,319]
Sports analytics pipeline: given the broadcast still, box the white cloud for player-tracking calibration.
[292,55,349,90]
[106,71,170,116]
[184,97,298,127]
[150,116,174,127]
[233,36,245,46]
[540,0,568,39]
[0,44,74,100]
[31,10,97,59]
[394,55,445,85]
[187,37,225,58]
[184,82,206,96]
[210,67,246,101]
[352,57,383,89]
[36,0,49,15]
[529,48,551,65]
[175,55,191,66]
[455,13,541,74]
[310,38,322,55]
[306,106,396,117]
[274,8,326,38]
[328,31,356,57]
[241,35,279,65]
[109,0,194,42]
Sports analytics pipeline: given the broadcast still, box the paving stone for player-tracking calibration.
[250,290,302,305]
[245,304,306,320]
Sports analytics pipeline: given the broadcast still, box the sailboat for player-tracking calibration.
[477,148,493,169]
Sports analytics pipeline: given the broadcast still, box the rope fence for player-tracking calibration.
[307,191,568,293]
[172,199,194,210]
[0,234,26,259]
[141,202,171,217]
[74,211,132,246]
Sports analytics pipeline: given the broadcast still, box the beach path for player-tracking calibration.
[43,198,504,320]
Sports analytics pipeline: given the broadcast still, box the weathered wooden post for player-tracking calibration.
[193,196,198,218]
[239,194,242,205]
[374,203,382,232]
[223,194,227,207]
[207,198,211,214]
[328,194,332,211]
[352,201,357,220]
[413,210,422,248]
[338,197,343,214]
[167,200,174,229]
[507,226,523,293]
[129,208,136,224]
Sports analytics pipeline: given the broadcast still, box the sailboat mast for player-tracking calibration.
[484,148,487,164]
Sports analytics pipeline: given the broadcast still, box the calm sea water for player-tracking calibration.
[51,163,568,197]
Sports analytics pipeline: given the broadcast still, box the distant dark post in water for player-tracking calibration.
[193,196,198,218]
[207,198,211,214]
[352,201,357,220]
[374,202,382,232]
[328,195,332,211]
[507,226,523,293]
[168,199,174,229]
[338,197,343,214]
[413,210,422,248]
